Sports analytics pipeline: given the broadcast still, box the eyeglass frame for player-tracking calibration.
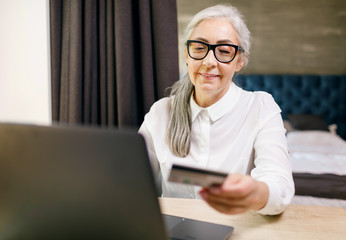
[186,40,244,63]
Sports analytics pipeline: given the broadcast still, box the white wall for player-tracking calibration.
[0,0,51,125]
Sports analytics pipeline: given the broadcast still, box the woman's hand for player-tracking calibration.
[199,174,269,215]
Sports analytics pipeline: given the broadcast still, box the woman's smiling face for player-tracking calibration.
[185,18,244,107]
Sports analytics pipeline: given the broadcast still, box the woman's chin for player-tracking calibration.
[196,83,219,94]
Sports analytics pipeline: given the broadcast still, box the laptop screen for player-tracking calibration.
[0,123,167,239]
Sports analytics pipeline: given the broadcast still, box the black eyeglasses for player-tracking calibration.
[186,40,244,63]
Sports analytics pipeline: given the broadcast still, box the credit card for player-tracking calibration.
[168,164,227,188]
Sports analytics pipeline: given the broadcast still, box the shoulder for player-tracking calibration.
[140,97,172,144]
[241,89,278,108]
[239,89,281,120]
[241,88,274,101]
[254,91,278,108]
[146,97,171,116]
[142,97,172,128]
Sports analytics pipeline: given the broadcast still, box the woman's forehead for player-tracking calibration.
[190,18,239,44]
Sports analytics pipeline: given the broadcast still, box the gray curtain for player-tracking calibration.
[50,0,179,128]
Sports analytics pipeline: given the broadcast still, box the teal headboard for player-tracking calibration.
[235,74,346,140]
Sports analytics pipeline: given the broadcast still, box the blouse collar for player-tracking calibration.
[190,82,242,122]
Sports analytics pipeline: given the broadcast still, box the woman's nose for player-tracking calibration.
[202,50,217,67]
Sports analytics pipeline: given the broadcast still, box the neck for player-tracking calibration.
[194,84,231,108]
[194,93,219,108]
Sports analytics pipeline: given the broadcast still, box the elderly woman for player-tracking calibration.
[139,3,294,215]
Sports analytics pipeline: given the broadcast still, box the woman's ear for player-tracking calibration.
[235,54,245,72]
[184,47,189,62]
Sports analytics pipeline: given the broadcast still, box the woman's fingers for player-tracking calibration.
[199,174,269,214]
[200,188,248,207]
[201,194,248,214]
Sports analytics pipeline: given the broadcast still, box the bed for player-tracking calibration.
[236,74,346,208]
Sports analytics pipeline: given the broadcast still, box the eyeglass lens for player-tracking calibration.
[188,41,237,62]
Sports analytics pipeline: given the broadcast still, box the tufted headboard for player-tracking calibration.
[235,74,346,140]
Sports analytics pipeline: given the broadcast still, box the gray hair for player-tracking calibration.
[183,3,251,66]
[166,3,251,157]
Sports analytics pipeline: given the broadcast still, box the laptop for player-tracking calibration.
[0,123,233,240]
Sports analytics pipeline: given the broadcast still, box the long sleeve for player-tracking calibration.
[251,95,295,215]
[139,119,161,188]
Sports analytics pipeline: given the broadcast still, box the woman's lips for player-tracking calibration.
[200,73,219,79]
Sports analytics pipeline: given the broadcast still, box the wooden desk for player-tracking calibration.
[159,197,346,240]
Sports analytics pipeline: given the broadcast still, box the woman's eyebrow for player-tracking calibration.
[194,37,209,42]
[216,39,235,44]
[193,37,235,44]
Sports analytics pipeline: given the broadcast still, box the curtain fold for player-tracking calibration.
[50,0,179,127]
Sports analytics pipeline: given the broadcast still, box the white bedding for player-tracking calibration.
[287,130,346,208]
[291,195,346,208]
[287,130,346,155]
[290,151,346,175]
[287,131,346,175]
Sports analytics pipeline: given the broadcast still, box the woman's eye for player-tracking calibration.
[217,47,234,55]
[192,46,207,52]
[219,50,230,54]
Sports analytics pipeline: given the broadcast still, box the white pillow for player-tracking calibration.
[287,130,346,155]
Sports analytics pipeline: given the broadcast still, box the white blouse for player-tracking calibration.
[139,82,294,215]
